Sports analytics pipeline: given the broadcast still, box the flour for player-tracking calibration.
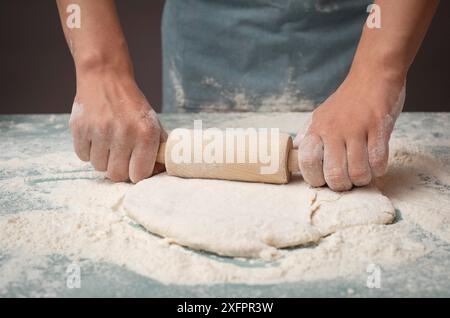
[375,147,450,244]
[169,61,187,110]
[195,77,315,112]
[0,148,437,288]
[0,203,426,287]
[0,113,448,293]
[70,102,84,124]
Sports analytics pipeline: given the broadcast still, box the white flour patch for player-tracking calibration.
[376,147,450,244]
[70,102,84,123]
[199,77,315,112]
[315,0,340,13]
[169,61,187,110]
[0,206,427,287]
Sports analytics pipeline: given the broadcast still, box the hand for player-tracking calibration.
[294,71,405,191]
[69,71,167,183]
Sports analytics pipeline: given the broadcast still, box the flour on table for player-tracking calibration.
[1,113,448,293]
[123,174,395,258]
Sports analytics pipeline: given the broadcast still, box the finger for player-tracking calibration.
[346,136,371,186]
[298,133,326,187]
[323,137,352,191]
[71,129,91,162]
[368,116,394,177]
[129,130,160,184]
[90,138,109,172]
[107,142,132,182]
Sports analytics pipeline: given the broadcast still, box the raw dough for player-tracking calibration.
[123,174,395,258]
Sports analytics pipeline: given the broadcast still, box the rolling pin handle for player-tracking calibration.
[287,149,300,173]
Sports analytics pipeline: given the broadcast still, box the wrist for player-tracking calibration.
[74,43,134,78]
[349,36,409,88]
[347,51,407,96]
[74,66,151,114]
[350,55,407,86]
[75,58,135,94]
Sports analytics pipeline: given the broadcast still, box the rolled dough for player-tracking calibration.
[123,174,395,258]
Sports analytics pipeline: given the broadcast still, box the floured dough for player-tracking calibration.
[123,174,395,258]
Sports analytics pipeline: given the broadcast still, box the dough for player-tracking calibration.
[123,174,395,258]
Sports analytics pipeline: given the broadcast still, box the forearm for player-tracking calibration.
[56,0,133,76]
[351,0,439,82]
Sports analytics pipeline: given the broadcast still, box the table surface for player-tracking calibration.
[0,112,449,297]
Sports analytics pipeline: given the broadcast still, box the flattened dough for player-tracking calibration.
[124,174,395,258]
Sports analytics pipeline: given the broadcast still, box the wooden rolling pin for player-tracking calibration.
[155,129,300,184]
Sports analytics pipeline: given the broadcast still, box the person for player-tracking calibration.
[56,0,439,191]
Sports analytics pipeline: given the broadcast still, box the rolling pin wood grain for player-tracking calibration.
[156,129,300,184]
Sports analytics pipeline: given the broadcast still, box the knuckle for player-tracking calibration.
[137,123,155,137]
[371,109,389,122]
[117,122,133,138]
[137,124,160,144]
[69,118,81,132]
[117,118,158,140]
[95,120,111,137]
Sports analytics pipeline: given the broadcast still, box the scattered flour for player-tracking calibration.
[0,150,438,288]
[169,61,187,111]
[0,203,427,287]
[198,76,315,112]
[171,74,315,112]
[375,147,450,244]
[0,113,448,293]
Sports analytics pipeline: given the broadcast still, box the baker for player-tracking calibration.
[56,0,438,191]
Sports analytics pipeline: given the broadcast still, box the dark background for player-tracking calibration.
[1,0,449,114]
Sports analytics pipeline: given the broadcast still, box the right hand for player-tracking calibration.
[69,71,167,183]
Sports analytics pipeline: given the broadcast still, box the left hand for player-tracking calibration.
[294,70,405,191]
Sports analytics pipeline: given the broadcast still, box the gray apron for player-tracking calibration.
[162,0,371,112]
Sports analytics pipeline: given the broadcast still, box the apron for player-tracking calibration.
[162,0,371,112]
